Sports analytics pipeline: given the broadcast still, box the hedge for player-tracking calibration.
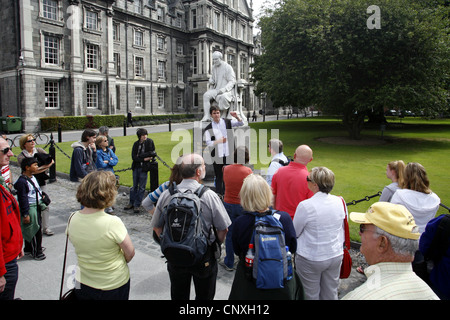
[40,114,196,131]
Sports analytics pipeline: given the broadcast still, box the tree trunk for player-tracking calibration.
[343,112,365,140]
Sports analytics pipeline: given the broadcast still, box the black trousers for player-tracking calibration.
[167,255,218,300]
[213,156,228,195]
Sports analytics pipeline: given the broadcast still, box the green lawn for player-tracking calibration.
[15,117,450,241]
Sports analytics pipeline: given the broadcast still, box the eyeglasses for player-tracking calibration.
[0,147,11,154]
[359,224,380,234]
[26,138,36,143]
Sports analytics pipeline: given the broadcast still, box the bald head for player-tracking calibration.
[294,145,313,165]
[179,153,205,179]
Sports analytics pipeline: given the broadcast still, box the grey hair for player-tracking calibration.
[309,166,335,194]
[373,226,419,257]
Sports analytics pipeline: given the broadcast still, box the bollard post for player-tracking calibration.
[168,118,172,132]
[123,120,127,136]
[58,122,62,143]
[49,133,56,183]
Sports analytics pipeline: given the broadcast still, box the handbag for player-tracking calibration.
[340,197,352,279]
[41,191,51,206]
[59,213,77,301]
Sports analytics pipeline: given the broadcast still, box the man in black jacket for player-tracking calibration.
[125,128,158,213]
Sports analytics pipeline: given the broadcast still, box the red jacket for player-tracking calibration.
[0,184,23,277]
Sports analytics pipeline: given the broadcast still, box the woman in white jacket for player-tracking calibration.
[391,162,440,234]
[390,162,440,281]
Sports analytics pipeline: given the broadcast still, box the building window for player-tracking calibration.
[158,61,166,79]
[114,53,120,76]
[135,0,143,14]
[241,24,246,41]
[86,43,99,69]
[192,9,197,28]
[44,80,59,109]
[228,18,234,36]
[44,35,59,65]
[177,91,183,109]
[42,0,58,20]
[177,64,184,83]
[86,83,99,109]
[240,55,247,79]
[176,43,183,55]
[113,23,120,41]
[213,12,220,31]
[134,30,143,46]
[135,87,144,108]
[85,10,98,30]
[157,7,164,21]
[135,57,144,77]
[157,89,165,108]
[191,48,197,74]
[157,37,165,51]
[227,53,235,69]
[176,13,182,28]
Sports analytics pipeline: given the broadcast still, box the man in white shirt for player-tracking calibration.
[204,106,243,195]
[266,139,289,186]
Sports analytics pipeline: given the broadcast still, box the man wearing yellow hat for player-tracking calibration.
[341,202,439,300]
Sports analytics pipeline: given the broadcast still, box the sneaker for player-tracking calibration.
[124,204,134,210]
[43,229,54,236]
[133,207,140,213]
[34,253,46,261]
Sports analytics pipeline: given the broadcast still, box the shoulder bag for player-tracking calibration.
[340,197,352,279]
[59,213,77,300]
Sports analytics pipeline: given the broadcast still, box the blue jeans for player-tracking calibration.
[0,259,19,300]
[223,202,244,268]
[130,167,148,207]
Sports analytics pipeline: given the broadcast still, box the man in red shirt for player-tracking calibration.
[271,144,314,219]
[0,137,24,300]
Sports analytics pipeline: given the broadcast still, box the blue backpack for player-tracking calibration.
[159,184,209,267]
[250,210,288,289]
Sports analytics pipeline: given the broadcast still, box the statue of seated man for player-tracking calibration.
[201,51,236,122]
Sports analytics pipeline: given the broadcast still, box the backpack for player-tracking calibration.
[159,184,209,267]
[249,210,288,289]
[271,156,292,167]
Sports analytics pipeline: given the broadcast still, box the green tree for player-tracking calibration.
[253,0,449,139]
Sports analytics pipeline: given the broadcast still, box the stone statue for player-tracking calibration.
[201,51,236,122]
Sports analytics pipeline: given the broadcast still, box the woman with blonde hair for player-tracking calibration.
[67,171,135,300]
[17,133,54,236]
[391,162,440,281]
[391,162,440,233]
[228,174,303,300]
[379,160,405,202]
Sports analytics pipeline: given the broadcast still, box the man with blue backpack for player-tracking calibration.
[151,153,231,300]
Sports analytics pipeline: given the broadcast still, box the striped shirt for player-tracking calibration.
[341,262,439,300]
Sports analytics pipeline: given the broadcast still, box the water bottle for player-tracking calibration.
[286,246,293,281]
[245,243,255,280]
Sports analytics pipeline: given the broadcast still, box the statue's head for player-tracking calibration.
[212,51,223,67]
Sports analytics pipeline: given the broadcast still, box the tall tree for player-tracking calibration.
[253,0,449,139]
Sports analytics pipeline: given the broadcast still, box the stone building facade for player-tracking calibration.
[0,0,256,131]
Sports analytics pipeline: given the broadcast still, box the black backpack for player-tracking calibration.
[159,184,209,267]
